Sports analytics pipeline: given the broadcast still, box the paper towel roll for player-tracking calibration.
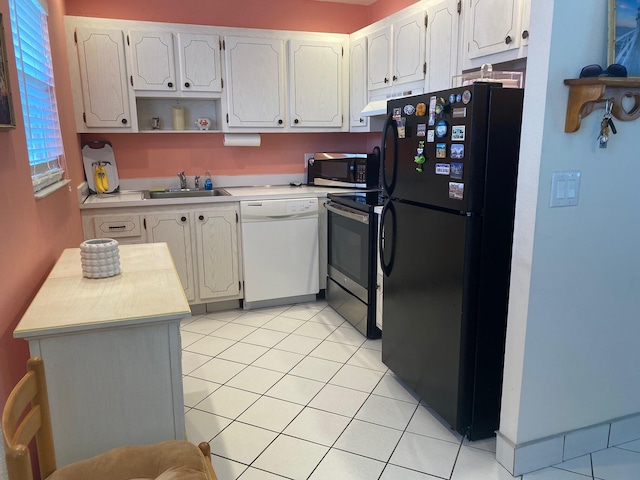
[223,133,261,147]
[172,106,185,131]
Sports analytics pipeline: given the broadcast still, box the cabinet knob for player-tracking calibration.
[522,30,529,40]
[359,118,364,123]
[278,119,283,125]
[184,82,190,88]
[181,216,187,222]
[121,118,128,125]
[505,35,512,45]
[294,118,299,124]
[384,77,389,84]
[198,215,204,221]
[392,75,397,81]
[168,82,174,88]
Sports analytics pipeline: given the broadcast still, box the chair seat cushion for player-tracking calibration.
[48,440,209,480]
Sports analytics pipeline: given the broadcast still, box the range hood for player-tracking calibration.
[360,89,424,117]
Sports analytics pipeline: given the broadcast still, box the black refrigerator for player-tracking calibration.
[379,83,524,440]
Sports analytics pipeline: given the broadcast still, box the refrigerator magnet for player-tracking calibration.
[450,162,464,179]
[435,163,450,175]
[450,144,464,159]
[427,130,435,142]
[452,107,467,118]
[417,123,426,137]
[462,90,472,104]
[451,125,466,141]
[416,103,427,116]
[449,182,464,200]
[435,120,448,138]
[456,93,463,103]
[435,143,447,158]
[404,104,416,115]
[449,94,456,103]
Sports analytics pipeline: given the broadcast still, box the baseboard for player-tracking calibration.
[496,412,640,475]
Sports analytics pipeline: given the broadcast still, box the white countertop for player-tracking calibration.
[14,243,191,338]
[80,185,361,209]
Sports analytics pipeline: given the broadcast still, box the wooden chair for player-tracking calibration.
[2,357,218,480]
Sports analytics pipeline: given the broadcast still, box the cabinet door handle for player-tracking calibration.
[294,118,299,124]
[359,118,364,123]
[198,215,204,221]
[180,216,187,222]
[168,81,174,88]
[392,75,397,81]
[184,82,190,88]
[278,119,283,125]
[522,30,529,40]
[121,118,128,125]
[384,77,389,84]
[505,35,512,45]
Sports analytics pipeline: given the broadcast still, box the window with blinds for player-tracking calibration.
[9,0,65,195]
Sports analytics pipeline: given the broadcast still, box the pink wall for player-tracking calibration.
[65,0,416,180]
[0,0,84,405]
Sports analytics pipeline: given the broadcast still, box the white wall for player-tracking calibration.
[500,0,640,445]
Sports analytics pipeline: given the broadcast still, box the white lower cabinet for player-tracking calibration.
[81,204,242,304]
[145,212,196,301]
[145,207,241,303]
[193,209,241,300]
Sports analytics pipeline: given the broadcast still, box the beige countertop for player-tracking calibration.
[14,243,191,338]
[80,185,362,209]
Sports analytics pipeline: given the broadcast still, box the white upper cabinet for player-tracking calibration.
[367,26,392,90]
[349,36,368,128]
[224,35,286,128]
[367,11,425,91]
[393,11,426,86]
[424,0,460,92]
[177,33,222,92]
[464,0,524,60]
[128,31,176,91]
[74,27,132,128]
[288,39,344,128]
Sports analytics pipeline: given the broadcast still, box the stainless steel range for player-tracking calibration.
[325,191,383,339]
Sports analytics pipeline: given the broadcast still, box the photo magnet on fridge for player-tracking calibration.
[450,162,464,179]
[449,182,464,200]
[450,144,464,159]
[427,130,435,142]
[417,124,426,137]
[416,103,427,116]
[435,143,447,159]
[451,125,466,141]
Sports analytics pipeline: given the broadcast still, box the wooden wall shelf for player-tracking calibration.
[563,77,640,132]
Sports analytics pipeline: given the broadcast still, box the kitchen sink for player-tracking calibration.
[144,188,231,199]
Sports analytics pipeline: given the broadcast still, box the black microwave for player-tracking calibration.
[307,149,380,189]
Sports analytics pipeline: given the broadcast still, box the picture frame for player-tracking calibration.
[0,12,16,129]
[608,0,640,77]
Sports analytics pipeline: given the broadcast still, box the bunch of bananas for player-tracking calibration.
[94,164,109,193]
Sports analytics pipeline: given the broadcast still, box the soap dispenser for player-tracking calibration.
[204,170,213,190]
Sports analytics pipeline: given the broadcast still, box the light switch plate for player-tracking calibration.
[550,171,581,207]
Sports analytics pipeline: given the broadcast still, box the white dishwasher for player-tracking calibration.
[240,198,319,308]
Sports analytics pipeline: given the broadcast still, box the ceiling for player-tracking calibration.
[311,0,378,5]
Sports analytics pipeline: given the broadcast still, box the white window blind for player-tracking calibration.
[9,0,65,194]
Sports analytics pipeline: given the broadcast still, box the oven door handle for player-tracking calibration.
[325,202,370,224]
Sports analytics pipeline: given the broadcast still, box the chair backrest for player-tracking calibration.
[2,357,57,480]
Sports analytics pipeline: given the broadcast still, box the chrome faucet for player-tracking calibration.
[177,171,187,189]
[194,175,200,189]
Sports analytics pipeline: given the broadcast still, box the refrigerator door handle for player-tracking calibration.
[381,113,398,197]
[379,201,396,277]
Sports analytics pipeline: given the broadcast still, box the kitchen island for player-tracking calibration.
[14,243,191,467]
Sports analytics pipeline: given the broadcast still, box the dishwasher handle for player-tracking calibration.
[325,201,369,224]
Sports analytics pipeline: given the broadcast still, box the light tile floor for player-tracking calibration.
[181,300,640,480]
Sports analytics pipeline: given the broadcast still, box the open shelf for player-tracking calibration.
[563,77,640,132]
